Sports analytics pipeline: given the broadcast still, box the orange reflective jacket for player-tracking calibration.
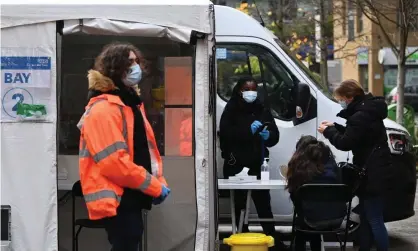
[78,70,167,220]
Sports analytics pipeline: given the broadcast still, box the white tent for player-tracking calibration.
[1,1,216,250]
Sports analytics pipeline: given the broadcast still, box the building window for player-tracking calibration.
[342,0,347,35]
[384,67,418,94]
[347,0,355,41]
[396,9,418,30]
[359,65,368,92]
[356,5,363,33]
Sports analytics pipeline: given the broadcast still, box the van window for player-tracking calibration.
[273,38,333,99]
[217,44,296,120]
[58,35,194,156]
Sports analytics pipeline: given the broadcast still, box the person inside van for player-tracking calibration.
[78,42,170,251]
[219,76,287,250]
[286,135,345,251]
[318,79,391,251]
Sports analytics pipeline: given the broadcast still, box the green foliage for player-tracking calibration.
[234,56,261,75]
[311,71,322,83]
[235,2,318,65]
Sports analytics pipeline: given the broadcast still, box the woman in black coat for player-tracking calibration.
[219,76,286,250]
[318,79,391,251]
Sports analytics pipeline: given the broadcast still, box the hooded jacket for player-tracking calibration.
[78,70,167,220]
[323,93,392,197]
[219,82,279,174]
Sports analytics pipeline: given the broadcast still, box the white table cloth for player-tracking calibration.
[218,179,287,234]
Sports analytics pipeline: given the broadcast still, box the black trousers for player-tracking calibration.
[294,232,321,251]
[223,163,275,235]
[104,210,143,251]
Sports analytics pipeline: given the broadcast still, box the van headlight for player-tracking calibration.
[389,133,412,154]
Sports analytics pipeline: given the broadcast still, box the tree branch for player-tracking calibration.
[352,0,399,26]
[406,47,418,58]
[356,0,399,55]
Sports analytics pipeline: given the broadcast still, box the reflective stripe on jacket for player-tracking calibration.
[78,92,166,220]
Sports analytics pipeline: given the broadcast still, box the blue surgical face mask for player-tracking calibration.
[242,91,257,103]
[122,64,142,87]
[339,100,348,109]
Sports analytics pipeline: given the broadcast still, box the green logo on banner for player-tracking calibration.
[407,52,418,63]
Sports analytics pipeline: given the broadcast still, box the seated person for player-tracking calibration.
[286,135,346,251]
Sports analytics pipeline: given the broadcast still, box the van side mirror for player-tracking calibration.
[295,82,311,119]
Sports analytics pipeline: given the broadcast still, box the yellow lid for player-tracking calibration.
[223,233,274,247]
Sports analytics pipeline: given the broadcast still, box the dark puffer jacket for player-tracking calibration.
[219,83,279,175]
[323,93,393,197]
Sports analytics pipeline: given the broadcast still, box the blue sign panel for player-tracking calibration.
[1,57,51,70]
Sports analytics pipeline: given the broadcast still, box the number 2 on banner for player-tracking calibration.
[12,93,24,111]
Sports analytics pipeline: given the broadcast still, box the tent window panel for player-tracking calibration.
[58,35,194,156]
[164,57,193,105]
[164,108,193,157]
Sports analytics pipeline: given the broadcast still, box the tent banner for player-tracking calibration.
[1,48,52,122]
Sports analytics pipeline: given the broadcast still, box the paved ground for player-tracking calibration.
[58,185,418,251]
[383,186,418,251]
[220,186,418,251]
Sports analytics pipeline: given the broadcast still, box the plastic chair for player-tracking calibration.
[72,181,106,251]
[290,184,353,251]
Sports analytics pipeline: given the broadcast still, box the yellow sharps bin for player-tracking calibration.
[223,233,274,251]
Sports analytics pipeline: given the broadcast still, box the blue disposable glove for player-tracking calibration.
[250,121,263,134]
[153,185,170,205]
[259,129,270,140]
[161,185,171,198]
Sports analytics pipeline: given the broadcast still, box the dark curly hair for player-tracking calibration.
[93,42,142,81]
[286,135,333,193]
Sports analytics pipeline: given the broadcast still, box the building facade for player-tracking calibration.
[333,0,418,96]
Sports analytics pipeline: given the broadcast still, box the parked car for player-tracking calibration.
[386,77,418,112]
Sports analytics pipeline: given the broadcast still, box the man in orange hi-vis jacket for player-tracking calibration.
[77,42,170,251]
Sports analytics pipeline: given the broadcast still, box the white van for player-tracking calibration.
[1,2,414,251]
[214,5,416,231]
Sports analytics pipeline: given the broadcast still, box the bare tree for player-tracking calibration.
[354,0,418,123]
[240,0,369,88]
[307,0,370,87]
[266,0,298,39]
[318,0,329,87]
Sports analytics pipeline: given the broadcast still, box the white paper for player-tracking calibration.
[235,167,250,176]
[1,49,52,122]
[216,48,227,59]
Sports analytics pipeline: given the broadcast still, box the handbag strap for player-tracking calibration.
[347,146,379,170]
[363,146,379,169]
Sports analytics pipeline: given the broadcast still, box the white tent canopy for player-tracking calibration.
[1,1,215,251]
[62,19,193,44]
[1,0,212,34]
